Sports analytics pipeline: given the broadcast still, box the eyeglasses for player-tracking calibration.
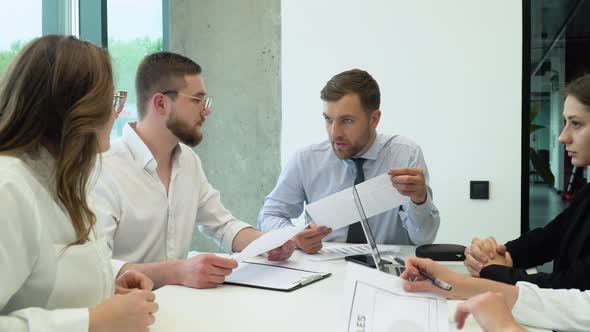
[162,90,213,110]
[113,90,127,116]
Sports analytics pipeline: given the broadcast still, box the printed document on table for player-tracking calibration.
[345,262,449,332]
[232,223,306,261]
[306,173,408,230]
[301,243,400,262]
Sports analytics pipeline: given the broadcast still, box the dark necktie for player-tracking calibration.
[346,158,368,243]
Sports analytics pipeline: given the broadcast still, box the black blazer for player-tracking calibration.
[480,183,590,290]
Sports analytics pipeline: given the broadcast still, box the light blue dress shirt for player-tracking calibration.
[257,133,440,245]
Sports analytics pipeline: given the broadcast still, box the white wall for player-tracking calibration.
[281,0,523,245]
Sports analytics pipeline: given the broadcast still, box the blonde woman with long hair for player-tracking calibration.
[0,35,157,332]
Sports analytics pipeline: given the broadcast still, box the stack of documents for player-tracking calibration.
[225,262,330,292]
[301,243,400,262]
[222,224,332,292]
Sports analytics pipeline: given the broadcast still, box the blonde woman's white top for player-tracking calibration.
[513,281,590,332]
[0,148,114,332]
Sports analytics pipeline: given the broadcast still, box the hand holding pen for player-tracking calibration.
[395,257,452,291]
[397,257,464,298]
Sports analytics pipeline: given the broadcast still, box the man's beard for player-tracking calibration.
[331,126,372,160]
[331,142,362,160]
[166,112,203,147]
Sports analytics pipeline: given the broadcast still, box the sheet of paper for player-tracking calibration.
[306,173,408,230]
[232,224,306,261]
[301,244,400,262]
[345,262,449,332]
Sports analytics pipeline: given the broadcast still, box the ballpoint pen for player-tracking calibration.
[299,274,324,286]
[394,257,453,291]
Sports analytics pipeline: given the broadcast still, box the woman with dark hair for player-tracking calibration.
[0,35,157,332]
[403,74,590,331]
[464,74,590,291]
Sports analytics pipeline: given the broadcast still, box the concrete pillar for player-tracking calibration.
[169,0,281,252]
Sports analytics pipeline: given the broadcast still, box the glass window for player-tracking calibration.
[527,2,590,274]
[0,1,42,77]
[528,1,590,232]
[107,0,163,139]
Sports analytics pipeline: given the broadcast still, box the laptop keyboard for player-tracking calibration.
[384,265,405,276]
[393,266,405,276]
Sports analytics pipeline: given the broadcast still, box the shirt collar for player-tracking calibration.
[355,132,384,161]
[121,122,184,172]
[122,122,157,171]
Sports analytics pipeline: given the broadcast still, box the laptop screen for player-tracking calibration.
[351,184,388,272]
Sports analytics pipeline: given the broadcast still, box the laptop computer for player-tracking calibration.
[347,184,470,276]
[347,184,405,276]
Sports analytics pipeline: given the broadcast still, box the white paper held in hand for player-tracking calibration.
[232,223,306,261]
[306,173,408,230]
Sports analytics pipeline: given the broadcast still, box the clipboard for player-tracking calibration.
[224,262,331,292]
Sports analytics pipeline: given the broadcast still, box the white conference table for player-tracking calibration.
[151,243,548,332]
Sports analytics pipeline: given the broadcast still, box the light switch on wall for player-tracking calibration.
[470,181,489,199]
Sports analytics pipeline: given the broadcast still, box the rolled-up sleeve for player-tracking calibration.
[402,146,440,245]
[257,152,306,232]
[194,163,252,253]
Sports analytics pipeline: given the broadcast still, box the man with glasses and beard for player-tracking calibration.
[90,52,294,290]
[258,69,440,254]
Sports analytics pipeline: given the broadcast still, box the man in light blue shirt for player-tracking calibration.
[257,69,440,253]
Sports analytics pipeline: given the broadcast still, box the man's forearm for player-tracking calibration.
[232,227,261,252]
[258,213,294,232]
[118,260,185,289]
